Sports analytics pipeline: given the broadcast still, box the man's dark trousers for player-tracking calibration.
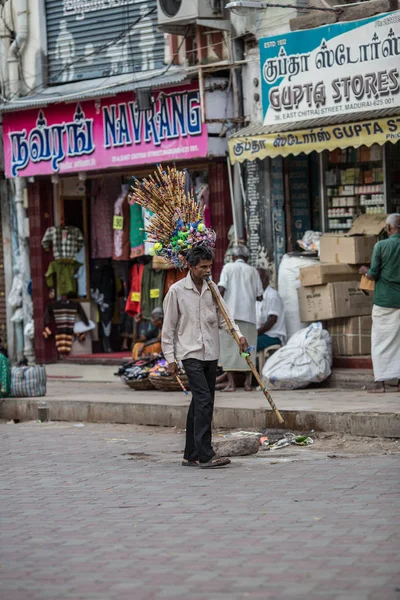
[182,358,218,464]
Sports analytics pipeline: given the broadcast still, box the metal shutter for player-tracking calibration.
[45,0,165,85]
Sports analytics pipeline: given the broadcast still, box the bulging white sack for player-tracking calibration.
[262,323,332,390]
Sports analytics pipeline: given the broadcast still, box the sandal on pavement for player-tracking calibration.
[181,460,199,467]
[199,457,231,469]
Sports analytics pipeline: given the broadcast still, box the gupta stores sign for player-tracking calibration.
[3,86,207,178]
[259,11,400,126]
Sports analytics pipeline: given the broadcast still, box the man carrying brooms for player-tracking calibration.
[162,245,248,469]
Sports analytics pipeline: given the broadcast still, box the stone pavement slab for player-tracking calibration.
[1,422,399,600]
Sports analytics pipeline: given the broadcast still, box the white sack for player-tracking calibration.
[262,322,332,390]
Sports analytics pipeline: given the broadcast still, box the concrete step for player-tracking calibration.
[325,369,375,390]
[1,381,399,438]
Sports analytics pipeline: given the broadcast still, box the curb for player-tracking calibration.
[1,398,399,438]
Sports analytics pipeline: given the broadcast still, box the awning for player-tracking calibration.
[228,112,400,164]
[0,69,189,113]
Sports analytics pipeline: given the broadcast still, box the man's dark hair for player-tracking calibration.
[186,245,214,267]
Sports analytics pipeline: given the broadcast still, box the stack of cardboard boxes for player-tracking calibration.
[297,214,387,357]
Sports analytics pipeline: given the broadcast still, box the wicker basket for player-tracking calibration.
[149,374,190,392]
[125,378,155,391]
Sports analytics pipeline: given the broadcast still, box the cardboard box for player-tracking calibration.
[327,316,372,356]
[300,263,360,287]
[319,214,387,264]
[298,281,373,321]
[360,274,375,291]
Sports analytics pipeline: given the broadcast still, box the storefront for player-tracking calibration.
[228,11,400,270]
[3,84,233,362]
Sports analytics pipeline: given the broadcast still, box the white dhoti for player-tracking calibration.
[220,320,257,372]
[371,305,400,381]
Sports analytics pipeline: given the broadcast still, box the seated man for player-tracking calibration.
[132,307,163,359]
[256,269,286,351]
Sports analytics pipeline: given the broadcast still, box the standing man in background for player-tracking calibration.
[359,213,400,393]
[217,246,263,392]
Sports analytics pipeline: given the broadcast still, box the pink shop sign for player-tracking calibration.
[3,86,208,178]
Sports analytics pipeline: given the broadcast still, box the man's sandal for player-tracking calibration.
[181,460,199,467]
[199,457,231,469]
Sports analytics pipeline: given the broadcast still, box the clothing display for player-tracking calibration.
[45,259,82,298]
[143,209,154,255]
[44,300,89,355]
[130,202,145,258]
[141,262,166,320]
[125,263,144,317]
[164,269,187,295]
[113,260,133,340]
[41,226,84,260]
[75,246,87,297]
[91,177,121,259]
[90,259,116,343]
[113,185,131,261]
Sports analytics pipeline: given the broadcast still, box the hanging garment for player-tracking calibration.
[0,352,10,398]
[113,185,131,261]
[130,202,145,258]
[113,260,133,339]
[164,269,187,295]
[74,245,87,297]
[45,259,82,298]
[141,262,166,320]
[90,259,116,338]
[143,208,154,255]
[125,263,144,317]
[41,226,84,260]
[44,300,89,355]
[91,177,121,259]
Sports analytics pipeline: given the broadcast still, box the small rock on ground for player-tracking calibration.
[214,436,260,457]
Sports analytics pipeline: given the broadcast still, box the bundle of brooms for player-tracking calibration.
[129,164,215,269]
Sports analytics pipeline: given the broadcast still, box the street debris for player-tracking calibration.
[263,433,314,450]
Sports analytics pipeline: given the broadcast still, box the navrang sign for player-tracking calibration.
[2,86,208,178]
[259,11,400,126]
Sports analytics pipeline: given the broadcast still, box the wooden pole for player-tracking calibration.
[207,278,285,425]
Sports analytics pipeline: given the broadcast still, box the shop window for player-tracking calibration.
[324,144,385,233]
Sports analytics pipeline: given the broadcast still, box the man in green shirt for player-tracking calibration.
[360,213,400,393]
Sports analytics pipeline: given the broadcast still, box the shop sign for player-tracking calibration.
[259,11,400,126]
[229,114,400,163]
[3,87,208,178]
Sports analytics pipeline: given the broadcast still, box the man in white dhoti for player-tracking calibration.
[217,246,263,392]
[360,213,400,393]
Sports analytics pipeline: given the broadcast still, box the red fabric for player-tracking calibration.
[125,263,144,317]
[164,269,187,295]
[209,162,232,282]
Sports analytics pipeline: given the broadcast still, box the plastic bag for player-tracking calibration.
[8,275,23,309]
[262,323,332,390]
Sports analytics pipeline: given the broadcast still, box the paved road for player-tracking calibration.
[1,422,399,600]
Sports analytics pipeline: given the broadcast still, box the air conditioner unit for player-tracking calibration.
[157,0,230,34]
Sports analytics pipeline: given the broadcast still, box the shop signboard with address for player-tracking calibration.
[259,11,400,126]
[3,86,207,178]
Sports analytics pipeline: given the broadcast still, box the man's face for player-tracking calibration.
[189,259,213,281]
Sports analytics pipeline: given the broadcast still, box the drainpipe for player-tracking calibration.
[0,5,11,95]
[7,0,29,98]
[14,177,35,364]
